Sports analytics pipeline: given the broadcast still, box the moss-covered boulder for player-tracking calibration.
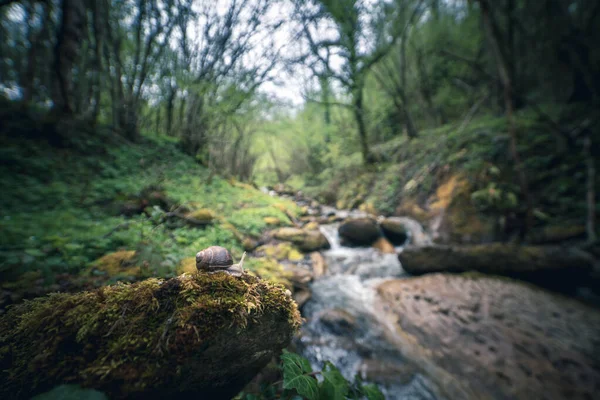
[338,218,381,246]
[263,216,281,226]
[272,227,330,252]
[0,273,301,400]
[85,250,142,279]
[184,208,216,224]
[256,243,304,262]
[399,244,594,291]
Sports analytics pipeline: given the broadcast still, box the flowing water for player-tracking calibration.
[291,206,442,399]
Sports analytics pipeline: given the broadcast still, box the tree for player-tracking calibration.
[294,0,405,164]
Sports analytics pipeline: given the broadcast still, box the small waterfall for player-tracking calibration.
[295,218,440,400]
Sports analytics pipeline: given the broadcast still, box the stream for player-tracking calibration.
[277,192,443,399]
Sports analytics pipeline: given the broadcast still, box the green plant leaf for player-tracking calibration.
[360,383,385,400]
[319,362,349,400]
[281,350,319,400]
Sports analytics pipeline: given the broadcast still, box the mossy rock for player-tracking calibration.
[85,251,142,279]
[0,273,300,399]
[272,228,330,252]
[263,217,281,226]
[245,257,293,288]
[256,243,304,262]
[303,221,320,231]
[185,208,216,223]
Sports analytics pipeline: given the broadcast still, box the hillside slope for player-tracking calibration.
[0,109,300,305]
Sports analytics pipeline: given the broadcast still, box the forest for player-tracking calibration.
[0,0,599,399]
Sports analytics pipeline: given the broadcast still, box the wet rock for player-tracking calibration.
[376,274,600,400]
[293,289,312,309]
[359,360,417,385]
[319,308,357,336]
[284,265,313,287]
[373,237,396,254]
[309,252,327,278]
[398,244,594,292]
[0,273,300,400]
[380,217,409,245]
[338,217,381,246]
[272,227,330,252]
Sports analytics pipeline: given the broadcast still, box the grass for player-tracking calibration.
[0,112,300,290]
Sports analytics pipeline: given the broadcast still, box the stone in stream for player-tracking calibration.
[373,237,396,254]
[398,243,594,292]
[318,308,358,336]
[380,217,409,245]
[376,274,600,400]
[0,272,301,400]
[338,217,381,246]
[309,251,327,278]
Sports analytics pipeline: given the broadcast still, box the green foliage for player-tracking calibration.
[0,123,300,290]
[275,350,384,400]
[281,350,319,400]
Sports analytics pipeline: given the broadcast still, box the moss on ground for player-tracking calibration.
[0,115,300,296]
[0,272,301,399]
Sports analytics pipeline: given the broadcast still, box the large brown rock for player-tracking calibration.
[272,227,330,252]
[398,243,594,291]
[376,274,600,400]
[338,217,381,246]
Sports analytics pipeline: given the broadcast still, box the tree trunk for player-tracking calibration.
[22,2,48,105]
[319,75,331,125]
[166,84,177,136]
[155,108,161,135]
[354,89,372,165]
[478,0,533,240]
[584,135,596,243]
[400,35,417,137]
[53,0,87,115]
[178,96,186,135]
[90,0,103,125]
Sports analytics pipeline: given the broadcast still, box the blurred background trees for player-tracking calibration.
[1,0,598,238]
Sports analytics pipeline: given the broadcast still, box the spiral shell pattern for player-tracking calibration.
[195,246,233,271]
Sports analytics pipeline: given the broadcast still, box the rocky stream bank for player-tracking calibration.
[265,186,600,400]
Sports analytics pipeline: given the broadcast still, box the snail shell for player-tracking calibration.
[195,246,246,276]
[196,246,233,271]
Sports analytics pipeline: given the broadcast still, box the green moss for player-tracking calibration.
[0,272,301,399]
[245,257,293,288]
[256,243,304,262]
[185,208,216,222]
[85,250,141,278]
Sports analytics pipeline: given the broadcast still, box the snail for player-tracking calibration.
[196,246,246,277]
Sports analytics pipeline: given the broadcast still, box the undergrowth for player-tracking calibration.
[0,115,299,290]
